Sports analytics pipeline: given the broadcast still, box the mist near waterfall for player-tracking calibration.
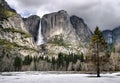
[37,20,45,45]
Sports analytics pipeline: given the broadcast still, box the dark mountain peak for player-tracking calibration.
[70,15,85,24]
[58,10,67,14]
[102,26,120,44]
[102,30,112,33]
[112,26,120,44]
[70,15,86,28]
[23,15,40,21]
[70,15,92,43]
[113,26,120,32]
[43,10,68,19]
[23,15,40,42]
[28,15,40,18]
[102,30,113,44]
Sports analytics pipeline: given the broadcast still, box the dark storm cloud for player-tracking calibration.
[17,0,49,8]
[6,0,120,31]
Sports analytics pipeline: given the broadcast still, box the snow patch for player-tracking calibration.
[0,72,120,83]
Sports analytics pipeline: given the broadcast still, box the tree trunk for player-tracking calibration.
[96,43,100,77]
[34,61,37,71]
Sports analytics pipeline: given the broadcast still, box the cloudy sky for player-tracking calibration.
[6,0,120,31]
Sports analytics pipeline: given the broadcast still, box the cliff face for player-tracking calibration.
[0,14,39,56]
[41,10,78,45]
[113,26,120,44]
[23,15,40,42]
[41,10,92,46]
[0,0,39,56]
[102,26,120,45]
[102,30,113,44]
[40,10,92,55]
[70,15,92,44]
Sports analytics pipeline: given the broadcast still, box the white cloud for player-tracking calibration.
[36,7,50,17]
[6,0,120,31]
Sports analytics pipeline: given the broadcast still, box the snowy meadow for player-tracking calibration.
[0,71,120,83]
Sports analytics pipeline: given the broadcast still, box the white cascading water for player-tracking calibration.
[37,20,45,45]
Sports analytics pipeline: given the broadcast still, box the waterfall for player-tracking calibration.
[37,20,44,45]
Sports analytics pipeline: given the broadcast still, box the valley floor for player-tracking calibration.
[0,71,120,83]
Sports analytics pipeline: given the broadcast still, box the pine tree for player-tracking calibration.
[90,26,108,77]
[52,57,56,70]
[33,56,38,71]
[23,55,32,65]
[13,56,22,71]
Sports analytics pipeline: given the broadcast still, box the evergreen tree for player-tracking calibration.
[90,26,108,77]
[80,52,84,62]
[23,55,32,65]
[52,57,56,69]
[13,56,22,71]
[33,56,38,71]
[57,52,64,67]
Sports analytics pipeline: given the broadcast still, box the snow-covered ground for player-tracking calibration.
[0,71,120,83]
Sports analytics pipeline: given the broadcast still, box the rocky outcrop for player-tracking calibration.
[113,26,120,44]
[41,10,79,45]
[0,0,39,56]
[42,10,92,45]
[0,14,39,56]
[102,26,120,45]
[41,10,92,55]
[70,15,92,45]
[23,15,40,42]
[102,30,113,44]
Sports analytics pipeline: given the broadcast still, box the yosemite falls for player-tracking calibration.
[37,20,44,45]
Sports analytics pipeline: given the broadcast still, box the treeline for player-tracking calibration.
[14,53,85,71]
[0,50,86,71]
[51,52,85,70]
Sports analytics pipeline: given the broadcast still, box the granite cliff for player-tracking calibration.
[102,26,120,45]
[41,10,92,56]
[0,0,39,56]
[23,15,40,42]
